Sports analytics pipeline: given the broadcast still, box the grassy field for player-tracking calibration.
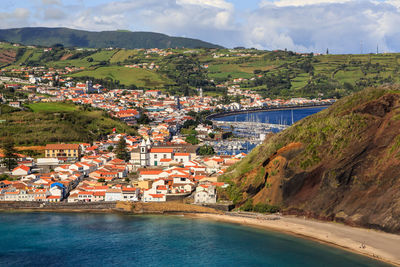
[0,103,136,145]
[71,66,172,87]
[110,49,139,63]
[27,102,79,112]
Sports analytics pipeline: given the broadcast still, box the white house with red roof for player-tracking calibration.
[121,187,140,201]
[138,169,168,181]
[142,181,167,202]
[194,184,217,204]
[142,193,166,202]
[12,165,31,176]
[149,147,174,166]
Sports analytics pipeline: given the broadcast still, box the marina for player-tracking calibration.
[210,107,326,154]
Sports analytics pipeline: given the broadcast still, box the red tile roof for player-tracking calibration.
[45,144,80,150]
[150,148,173,153]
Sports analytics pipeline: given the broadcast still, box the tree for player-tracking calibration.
[115,137,129,161]
[97,178,105,183]
[198,145,215,155]
[0,174,9,181]
[1,138,18,171]
[185,135,199,145]
[137,114,151,124]
[107,145,114,152]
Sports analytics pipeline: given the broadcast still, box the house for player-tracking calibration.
[105,189,123,201]
[194,185,217,204]
[46,195,62,202]
[138,169,168,180]
[12,165,31,176]
[93,191,105,202]
[145,90,161,98]
[173,153,190,164]
[45,144,81,160]
[142,193,166,202]
[50,182,66,198]
[69,163,84,173]
[137,180,152,190]
[68,193,79,203]
[149,148,173,166]
[34,189,50,201]
[121,187,140,201]
[78,191,93,202]
[8,101,21,108]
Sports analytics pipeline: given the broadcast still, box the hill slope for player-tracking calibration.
[0,102,136,146]
[0,27,223,49]
[222,86,400,233]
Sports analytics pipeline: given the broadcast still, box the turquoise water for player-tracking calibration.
[0,213,391,267]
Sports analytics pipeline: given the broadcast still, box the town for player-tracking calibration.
[0,47,334,206]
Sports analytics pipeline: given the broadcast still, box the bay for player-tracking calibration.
[0,213,391,267]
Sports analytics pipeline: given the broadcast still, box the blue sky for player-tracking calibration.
[1,0,400,53]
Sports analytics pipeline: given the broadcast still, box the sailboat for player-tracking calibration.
[291,109,294,125]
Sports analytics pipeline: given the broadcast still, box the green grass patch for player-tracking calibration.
[27,102,78,112]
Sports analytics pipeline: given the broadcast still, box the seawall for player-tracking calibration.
[0,201,117,212]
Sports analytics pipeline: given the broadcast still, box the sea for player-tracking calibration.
[0,212,391,267]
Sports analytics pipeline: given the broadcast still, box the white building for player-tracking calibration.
[173,153,190,164]
[11,165,31,176]
[105,189,123,201]
[149,148,173,167]
[194,185,216,204]
[121,187,140,201]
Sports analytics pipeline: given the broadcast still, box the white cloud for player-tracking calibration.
[176,0,233,10]
[261,0,352,7]
[13,8,30,19]
[41,0,61,5]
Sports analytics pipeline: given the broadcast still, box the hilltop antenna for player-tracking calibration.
[377,44,379,54]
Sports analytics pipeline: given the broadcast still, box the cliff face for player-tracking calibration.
[222,86,400,233]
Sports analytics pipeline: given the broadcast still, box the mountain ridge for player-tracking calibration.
[0,27,223,49]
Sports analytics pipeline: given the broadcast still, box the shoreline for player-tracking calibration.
[1,207,399,266]
[187,213,400,267]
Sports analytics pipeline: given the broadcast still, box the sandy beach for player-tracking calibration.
[189,213,400,266]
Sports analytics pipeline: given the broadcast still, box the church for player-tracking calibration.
[130,139,196,167]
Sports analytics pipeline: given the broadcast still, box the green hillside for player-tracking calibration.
[0,27,223,49]
[1,41,400,97]
[0,103,137,145]
[70,66,173,88]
